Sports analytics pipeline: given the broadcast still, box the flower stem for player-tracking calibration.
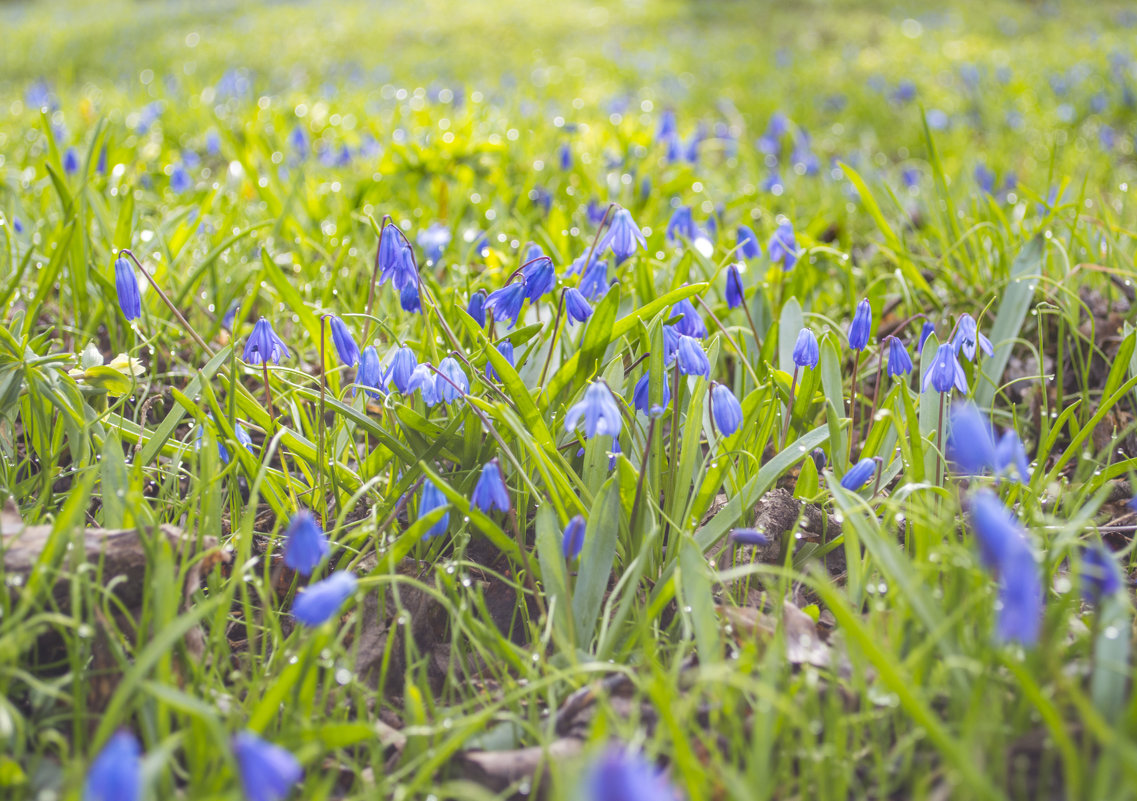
[780,366,799,450]
[848,350,861,461]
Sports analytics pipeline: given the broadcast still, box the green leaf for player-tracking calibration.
[974,236,1045,408]
[678,534,721,663]
[572,473,622,647]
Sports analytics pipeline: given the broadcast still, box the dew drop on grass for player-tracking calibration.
[1105,626,1120,640]
[335,668,351,685]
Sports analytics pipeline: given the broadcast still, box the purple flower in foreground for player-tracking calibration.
[84,731,141,801]
[731,528,770,546]
[243,318,290,365]
[840,458,878,491]
[282,510,329,576]
[292,572,358,626]
[947,402,996,476]
[232,731,302,801]
[581,745,679,801]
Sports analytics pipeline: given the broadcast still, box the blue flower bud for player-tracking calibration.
[471,459,510,513]
[562,515,586,560]
[710,382,743,437]
[840,457,878,490]
[282,510,329,576]
[114,257,142,321]
[848,299,873,351]
[792,328,819,369]
[327,315,359,367]
[292,571,357,626]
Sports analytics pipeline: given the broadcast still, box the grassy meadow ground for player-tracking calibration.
[2,0,1137,799]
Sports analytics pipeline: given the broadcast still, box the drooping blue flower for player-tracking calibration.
[282,510,329,576]
[995,542,1042,646]
[731,528,770,546]
[486,340,515,381]
[675,335,710,377]
[768,221,798,271]
[725,264,745,309]
[917,321,936,353]
[953,313,993,361]
[922,342,967,394]
[632,373,671,414]
[968,489,1025,571]
[564,287,593,325]
[710,383,743,437]
[326,315,359,367]
[840,458,878,490]
[420,479,450,539]
[562,515,586,560]
[1082,544,1123,602]
[885,337,912,377]
[581,745,679,801]
[356,346,385,399]
[657,108,678,141]
[232,731,303,801]
[600,208,647,262]
[586,199,607,227]
[243,318,290,365]
[292,571,357,626]
[736,225,762,260]
[666,206,696,244]
[417,222,451,264]
[994,430,1031,483]
[848,299,873,351]
[792,328,819,369]
[471,459,510,513]
[558,142,573,171]
[484,280,528,327]
[399,282,421,313]
[672,298,707,339]
[947,402,996,476]
[63,147,80,175]
[377,224,408,286]
[436,357,469,403]
[663,325,680,365]
[388,347,418,394]
[521,256,556,303]
[170,163,192,193]
[578,258,610,300]
[114,257,142,321]
[84,730,141,801]
[565,381,622,438]
[467,291,487,327]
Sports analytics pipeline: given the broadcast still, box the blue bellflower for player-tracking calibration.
[1082,544,1124,602]
[558,142,573,171]
[564,287,593,325]
[953,313,993,361]
[114,257,142,321]
[292,571,358,626]
[472,459,510,513]
[232,731,303,801]
[436,357,469,403]
[994,430,1031,483]
[484,280,528,328]
[521,256,556,303]
[467,291,487,327]
[486,340,515,382]
[578,259,610,300]
[327,315,359,367]
[736,225,762,260]
[848,299,873,351]
[632,373,671,414]
[671,298,707,338]
[666,206,696,244]
[662,325,680,365]
[675,335,711,377]
[282,510,329,576]
[768,221,798,270]
[420,479,450,538]
[243,318,290,365]
[170,163,191,193]
[917,321,936,353]
[377,224,408,286]
[840,458,878,490]
[562,515,586,560]
[84,731,141,801]
[710,383,743,437]
[63,147,80,175]
[399,282,421,313]
[565,381,623,438]
[408,364,440,406]
[600,208,647,262]
[356,347,385,399]
[886,337,912,377]
[947,402,996,476]
[418,222,451,264]
[388,347,417,394]
[792,328,820,369]
[731,528,771,546]
[725,264,745,309]
[581,746,679,801]
[996,550,1042,646]
[922,343,967,394]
